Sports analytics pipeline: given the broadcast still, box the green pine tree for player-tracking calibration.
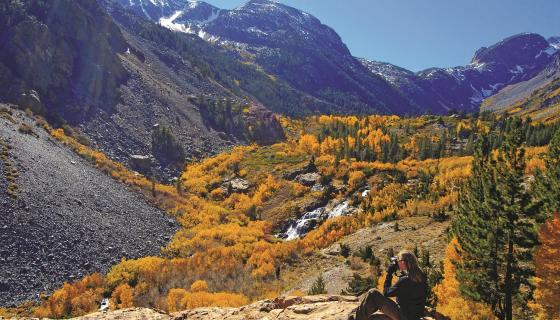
[453,118,538,320]
[532,128,560,219]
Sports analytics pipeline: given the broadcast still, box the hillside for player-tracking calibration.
[110,0,419,115]
[0,105,177,306]
[0,0,286,179]
[2,109,555,318]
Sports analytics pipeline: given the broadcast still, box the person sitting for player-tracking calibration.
[348,250,427,320]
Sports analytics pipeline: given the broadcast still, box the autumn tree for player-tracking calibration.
[529,213,560,319]
[111,284,133,309]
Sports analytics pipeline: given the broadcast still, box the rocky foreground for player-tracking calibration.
[4,295,445,320]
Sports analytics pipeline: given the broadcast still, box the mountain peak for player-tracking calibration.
[471,33,550,65]
[235,0,310,18]
[185,0,218,10]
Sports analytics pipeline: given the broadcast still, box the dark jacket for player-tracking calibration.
[383,271,427,320]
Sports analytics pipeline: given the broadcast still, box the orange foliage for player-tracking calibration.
[111,284,133,309]
[33,273,105,318]
[298,134,320,156]
[348,170,366,190]
[529,213,560,319]
[190,280,209,292]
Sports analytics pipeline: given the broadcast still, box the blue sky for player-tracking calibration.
[202,0,560,71]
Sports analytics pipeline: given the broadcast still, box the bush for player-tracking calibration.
[18,123,35,136]
[355,245,373,261]
[342,273,376,296]
[340,243,351,258]
[308,274,327,295]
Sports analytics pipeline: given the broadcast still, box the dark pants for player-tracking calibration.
[353,289,407,320]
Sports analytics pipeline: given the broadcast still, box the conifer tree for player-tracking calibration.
[532,128,560,218]
[453,118,538,320]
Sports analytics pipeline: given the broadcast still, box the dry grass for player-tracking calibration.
[0,140,19,199]
[18,123,36,136]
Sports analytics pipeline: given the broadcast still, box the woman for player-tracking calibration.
[349,250,427,320]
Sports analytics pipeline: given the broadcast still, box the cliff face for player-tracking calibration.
[0,0,128,122]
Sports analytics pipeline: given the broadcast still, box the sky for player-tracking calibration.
[201,0,560,71]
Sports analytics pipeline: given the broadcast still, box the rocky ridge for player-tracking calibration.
[362,33,559,113]
[113,0,560,115]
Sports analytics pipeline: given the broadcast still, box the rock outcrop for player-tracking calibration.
[34,295,446,320]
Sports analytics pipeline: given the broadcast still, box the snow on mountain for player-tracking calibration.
[359,33,556,112]
[112,0,558,114]
[548,36,560,49]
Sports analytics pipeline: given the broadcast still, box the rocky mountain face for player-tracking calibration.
[0,0,287,179]
[362,33,558,113]
[482,51,560,113]
[0,0,128,122]
[111,0,559,116]
[112,0,420,115]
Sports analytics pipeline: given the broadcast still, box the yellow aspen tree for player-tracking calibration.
[529,213,560,319]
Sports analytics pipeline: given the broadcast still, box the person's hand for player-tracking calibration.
[387,262,399,275]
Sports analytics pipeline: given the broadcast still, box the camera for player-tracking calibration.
[390,256,398,265]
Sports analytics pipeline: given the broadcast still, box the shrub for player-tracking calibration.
[340,243,351,258]
[18,123,35,136]
[308,274,326,295]
[152,126,185,164]
[342,273,376,296]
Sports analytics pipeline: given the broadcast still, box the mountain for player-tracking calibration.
[111,0,420,115]
[0,0,288,178]
[362,33,558,113]
[481,54,560,122]
[111,0,187,21]
[118,0,559,115]
[549,36,560,49]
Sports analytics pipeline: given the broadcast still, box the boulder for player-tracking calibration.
[296,172,321,187]
[221,178,252,194]
[18,90,44,115]
[130,155,152,172]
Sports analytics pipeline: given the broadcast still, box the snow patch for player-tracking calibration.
[535,46,557,59]
[159,11,189,33]
[470,84,484,104]
[509,65,524,75]
[470,61,487,72]
[247,27,269,36]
